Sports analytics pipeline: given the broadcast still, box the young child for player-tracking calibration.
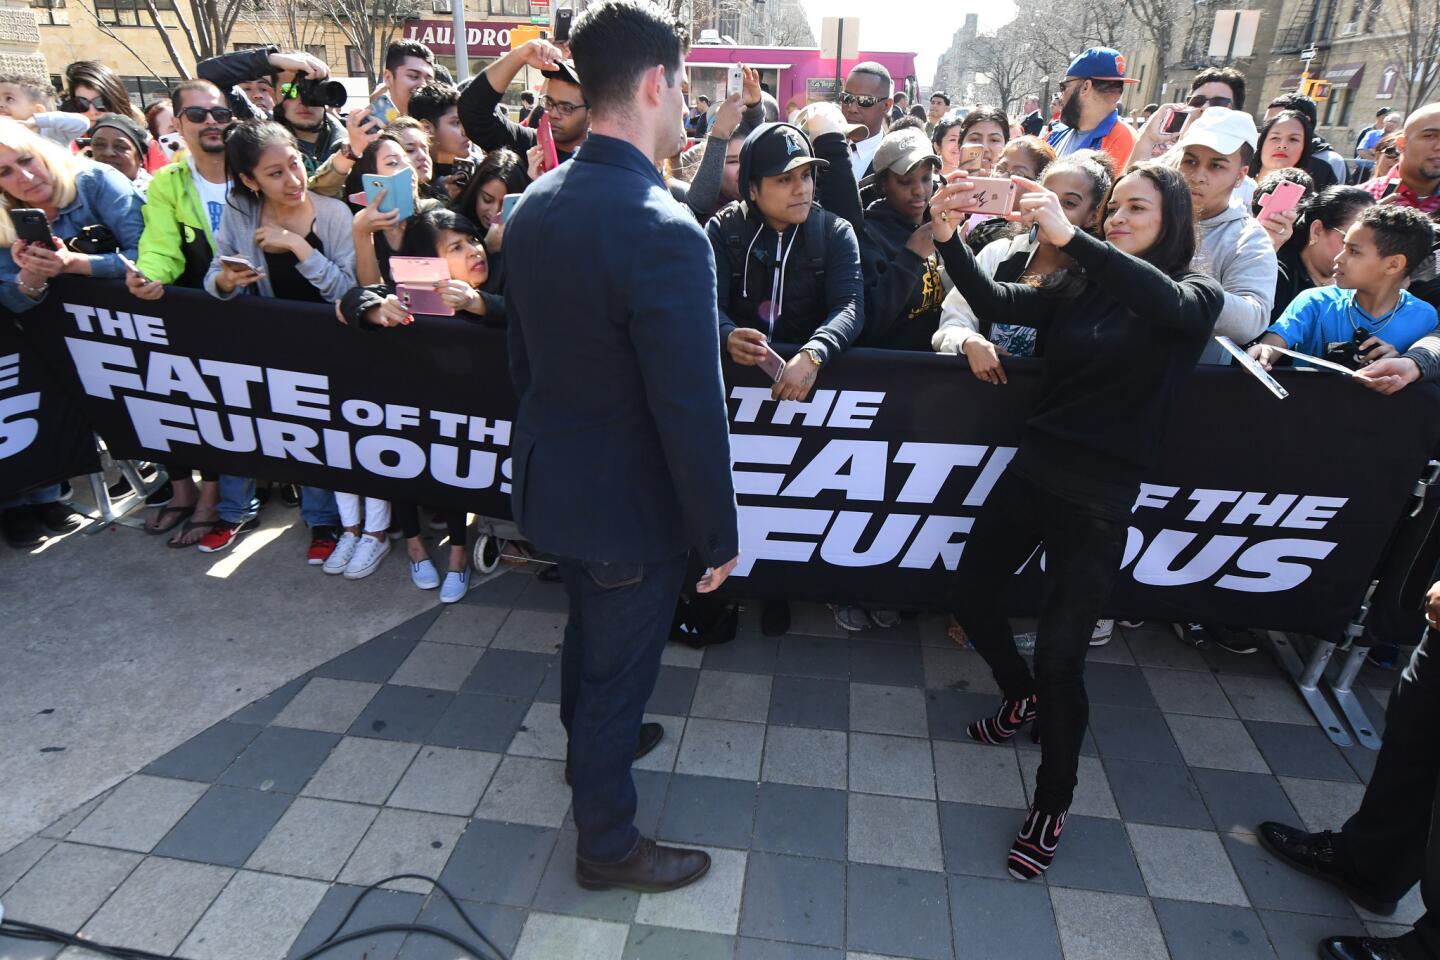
[1249,205,1438,369]
[0,75,89,147]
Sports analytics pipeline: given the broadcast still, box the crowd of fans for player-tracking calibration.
[1,41,1439,624]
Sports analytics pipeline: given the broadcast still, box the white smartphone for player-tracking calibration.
[157,132,183,160]
[727,66,744,99]
[219,254,262,275]
[757,343,785,382]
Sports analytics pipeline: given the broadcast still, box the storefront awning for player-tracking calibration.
[1324,63,1366,88]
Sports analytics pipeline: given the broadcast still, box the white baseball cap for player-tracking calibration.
[1176,107,1259,157]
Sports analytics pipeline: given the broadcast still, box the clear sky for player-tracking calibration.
[803,0,1018,86]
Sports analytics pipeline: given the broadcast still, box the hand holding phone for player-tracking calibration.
[956,176,1017,216]
[537,113,560,174]
[1258,179,1306,220]
[219,254,263,276]
[554,7,573,42]
[727,65,744,99]
[1162,107,1189,134]
[8,208,54,247]
[959,144,986,172]
[499,193,521,224]
[757,343,786,382]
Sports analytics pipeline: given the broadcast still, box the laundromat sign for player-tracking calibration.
[401,20,534,57]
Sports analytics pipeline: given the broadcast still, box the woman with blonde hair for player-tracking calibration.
[0,116,145,314]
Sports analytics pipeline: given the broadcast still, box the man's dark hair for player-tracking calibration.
[1104,161,1198,277]
[1191,67,1246,110]
[1268,93,1318,129]
[1142,102,1160,115]
[930,91,951,106]
[1375,107,1390,118]
[434,63,454,86]
[1358,204,1437,278]
[847,61,893,96]
[696,95,710,105]
[170,78,221,112]
[909,104,927,120]
[385,39,435,74]
[408,82,460,127]
[520,90,536,106]
[569,0,687,117]
[889,115,925,134]
[894,91,908,103]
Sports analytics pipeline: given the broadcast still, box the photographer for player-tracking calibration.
[197,45,330,123]
[274,73,348,175]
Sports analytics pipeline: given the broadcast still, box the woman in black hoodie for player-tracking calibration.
[929,161,1224,881]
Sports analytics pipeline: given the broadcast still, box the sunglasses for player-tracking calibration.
[64,94,108,112]
[1188,94,1234,108]
[179,105,234,124]
[839,92,883,108]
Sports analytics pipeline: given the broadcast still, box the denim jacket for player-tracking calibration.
[0,161,146,313]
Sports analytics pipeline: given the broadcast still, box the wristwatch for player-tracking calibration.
[340,142,361,162]
[802,347,823,367]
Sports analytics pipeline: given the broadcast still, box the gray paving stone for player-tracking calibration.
[66,775,207,853]
[633,713,685,774]
[285,884,424,960]
[421,603,510,646]
[949,875,1062,959]
[920,646,1000,695]
[244,797,378,881]
[389,642,487,692]
[701,630,780,675]
[735,938,842,960]
[675,718,766,781]
[623,925,735,960]
[1124,624,1210,671]
[229,675,309,725]
[926,689,1008,742]
[475,756,571,827]
[437,819,558,906]
[1192,768,1301,836]
[1085,662,1158,709]
[460,649,553,698]
[1218,674,1316,725]
[531,829,639,923]
[661,642,705,668]
[776,635,850,679]
[1090,704,1184,765]
[634,846,747,935]
[849,731,935,799]
[1127,823,1249,906]
[690,670,773,724]
[427,692,531,752]
[787,602,849,639]
[752,782,847,861]
[1049,887,1168,960]
[301,736,419,805]
[849,794,943,872]
[178,870,328,960]
[1258,909,1368,960]
[337,808,467,894]
[1279,776,1368,833]
[272,678,381,734]
[141,720,261,782]
[490,609,566,654]
[1142,667,1238,718]
[849,640,924,687]
[152,785,291,867]
[0,842,141,931]
[1221,831,1358,917]
[1018,752,1120,819]
[1166,714,1270,773]
[656,774,756,849]
[218,725,341,794]
[768,675,850,730]
[739,851,845,948]
[512,912,629,960]
[395,894,526,960]
[647,665,700,715]
[1045,814,1148,896]
[456,568,530,608]
[849,683,929,737]
[1246,721,1357,782]
[387,746,501,816]
[79,857,232,956]
[937,800,1023,880]
[348,685,455,743]
[1152,899,1278,960]
[0,836,56,893]
[38,792,110,842]
[513,575,568,613]
[845,863,954,960]
[932,740,1026,808]
[313,630,422,684]
[1104,758,1213,829]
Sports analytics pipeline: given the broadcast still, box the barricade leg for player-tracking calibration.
[1329,641,1384,750]
[1266,630,1353,747]
[83,441,169,534]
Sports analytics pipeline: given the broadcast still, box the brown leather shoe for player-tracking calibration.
[575,837,711,893]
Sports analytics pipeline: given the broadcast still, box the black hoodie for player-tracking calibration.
[859,198,946,350]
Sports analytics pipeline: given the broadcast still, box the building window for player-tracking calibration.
[306,44,326,63]
[31,0,69,26]
[345,45,368,77]
[1322,85,1353,127]
[488,0,528,14]
[94,0,175,26]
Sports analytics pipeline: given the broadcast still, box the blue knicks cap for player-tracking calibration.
[1065,47,1140,84]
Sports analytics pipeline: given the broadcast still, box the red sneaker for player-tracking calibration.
[197,519,249,553]
[307,526,339,565]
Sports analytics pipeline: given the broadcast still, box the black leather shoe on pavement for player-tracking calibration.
[1258,822,1397,916]
[35,500,83,534]
[564,722,665,785]
[1320,935,1410,960]
[576,837,710,893]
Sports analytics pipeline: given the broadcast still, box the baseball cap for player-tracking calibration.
[738,122,828,185]
[542,59,581,87]
[1065,47,1140,84]
[1176,107,1259,157]
[860,129,941,187]
[88,113,150,156]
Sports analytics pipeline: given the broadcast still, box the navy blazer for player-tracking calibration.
[505,134,740,568]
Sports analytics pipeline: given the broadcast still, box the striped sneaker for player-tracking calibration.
[966,695,1037,745]
[1008,805,1067,880]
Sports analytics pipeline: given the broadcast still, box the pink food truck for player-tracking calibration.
[685,45,918,120]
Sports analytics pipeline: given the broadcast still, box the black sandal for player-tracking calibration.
[146,503,194,535]
[168,518,218,548]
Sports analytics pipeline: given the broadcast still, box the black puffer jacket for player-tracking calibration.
[859,199,946,351]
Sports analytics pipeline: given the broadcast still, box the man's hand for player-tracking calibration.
[269,50,329,80]
[696,555,739,594]
[1424,580,1440,630]
[962,338,1009,384]
[1247,342,1285,371]
[1356,356,1421,394]
[740,64,762,107]
[773,353,818,401]
[518,38,565,71]
[727,327,769,365]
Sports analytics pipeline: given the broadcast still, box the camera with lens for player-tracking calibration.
[296,75,348,109]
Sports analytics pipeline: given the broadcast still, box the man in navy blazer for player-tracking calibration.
[504,0,740,894]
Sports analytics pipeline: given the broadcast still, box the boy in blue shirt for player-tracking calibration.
[1249,205,1438,370]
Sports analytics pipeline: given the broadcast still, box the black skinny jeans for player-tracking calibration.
[952,468,1130,814]
[395,503,468,546]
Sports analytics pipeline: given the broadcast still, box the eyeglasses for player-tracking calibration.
[64,94,108,112]
[839,92,883,108]
[1188,94,1234,109]
[1383,147,1400,158]
[179,105,235,124]
[543,95,588,118]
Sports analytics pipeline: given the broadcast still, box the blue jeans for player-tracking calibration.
[216,478,340,528]
[0,483,63,511]
[558,552,688,863]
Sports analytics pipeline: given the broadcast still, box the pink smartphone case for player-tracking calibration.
[960,177,1017,217]
[390,257,455,316]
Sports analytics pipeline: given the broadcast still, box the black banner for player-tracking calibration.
[21,280,1440,636]
[1,318,100,496]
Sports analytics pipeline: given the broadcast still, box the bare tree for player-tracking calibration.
[967,30,1029,114]
[306,0,423,85]
[1375,0,1440,115]
[1124,0,1182,100]
[239,0,328,55]
[133,0,251,79]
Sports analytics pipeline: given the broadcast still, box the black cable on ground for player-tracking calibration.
[0,873,510,960]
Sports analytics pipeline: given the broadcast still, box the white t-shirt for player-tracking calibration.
[188,155,229,236]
